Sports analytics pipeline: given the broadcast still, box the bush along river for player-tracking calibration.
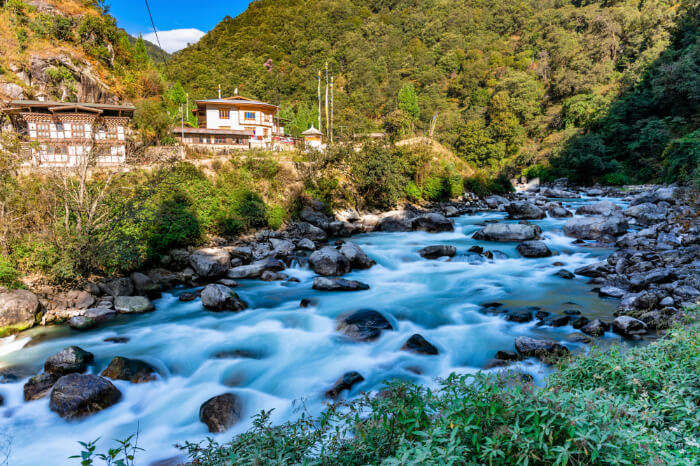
[0,183,697,465]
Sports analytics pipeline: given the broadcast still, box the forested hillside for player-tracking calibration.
[169,0,698,185]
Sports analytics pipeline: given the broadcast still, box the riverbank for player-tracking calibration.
[182,315,699,464]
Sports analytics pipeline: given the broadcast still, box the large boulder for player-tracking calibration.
[630,187,677,205]
[49,373,121,419]
[563,216,628,241]
[402,334,438,355]
[339,242,375,269]
[473,223,542,242]
[285,221,328,241]
[200,284,247,312]
[574,261,610,278]
[130,272,161,295]
[611,316,647,338]
[516,241,552,258]
[309,247,351,276]
[199,393,242,433]
[312,277,370,291]
[540,187,578,198]
[547,204,573,218]
[227,258,286,279]
[24,372,59,401]
[575,200,621,216]
[337,309,393,341]
[411,213,454,232]
[377,211,412,232]
[484,195,509,209]
[418,245,457,259]
[624,203,668,226]
[0,290,41,336]
[580,319,609,337]
[505,201,546,220]
[114,296,155,314]
[98,277,134,297]
[44,346,94,376]
[325,371,364,399]
[189,248,231,278]
[101,357,158,383]
[514,336,569,362]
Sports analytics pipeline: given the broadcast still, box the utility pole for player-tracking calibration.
[186,93,189,125]
[330,75,334,143]
[180,104,184,142]
[317,70,322,132]
[324,62,329,140]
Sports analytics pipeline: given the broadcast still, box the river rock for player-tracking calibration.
[630,187,677,205]
[507,310,533,322]
[189,248,231,278]
[547,205,573,218]
[0,290,41,336]
[309,247,351,276]
[270,238,295,259]
[130,272,160,294]
[325,371,364,399]
[411,213,454,232]
[402,334,438,355]
[286,221,328,241]
[377,211,412,232]
[566,333,592,344]
[611,316,647,338]
[49,374,121,419]
[24,372,60,401]
[45,346,94,376]
[472,223,542,242]
[101,356,157,383]
[485,195,509,209]
[514,336,569,362]
[563,216,628,241]
[555,269,575,279]
[68,315,97,330]
[339,242,375,269]
[296,238,316,251]
[516,241,552,258]
[114,296,155,314]
[540,187,578,198]
[574,261,610,278]
[179,292,197,302]
[418,245,457,259]
[227,258,286,279]
[624,203,668,226]
[98,277,134,297]
[337,309,393,341]
[199,393,242,433]
[580,319,609,337]
[312,277,369,291]
[575,200,621,216]
[505,201,546,220]
[53,289,95,310]
[200,284,247,312]
[599,286,626,298]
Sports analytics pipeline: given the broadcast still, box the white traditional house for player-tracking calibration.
[174,93,284,148]
[2,100,134,167]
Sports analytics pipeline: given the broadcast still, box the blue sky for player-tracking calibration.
[108,0,254,52]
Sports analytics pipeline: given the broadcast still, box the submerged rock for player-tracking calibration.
[45,346,94,376]
[516,241,552,258]
[199,393,242,433]
[49,374,121,419]
[309,247,351,276]
[514,336,569,362]
[200,284,247,312]
[337,309,393,341]
[555,269,575,279]
[401,334,438,355]
[506,310,533,323]
[472,223,542,242]
[101,357,157,383]
[24,372,59,401]
[325,371,364,399]
[312,277,369,291]
[418,245,457,259]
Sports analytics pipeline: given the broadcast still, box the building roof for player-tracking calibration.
[195,96,278,109]
[4,100,135,113]
[172,127,254,136]
[302,126,323,136]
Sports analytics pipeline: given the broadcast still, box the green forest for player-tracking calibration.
[168,0,699,185]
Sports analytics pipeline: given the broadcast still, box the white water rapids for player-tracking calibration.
[0,196,628,465]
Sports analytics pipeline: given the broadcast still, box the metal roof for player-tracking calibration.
[195,98,278,108]
[172,127,254,136]
[7,100,135,112]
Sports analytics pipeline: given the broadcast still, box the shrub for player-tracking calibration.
[463,172,514,197]
[0,255,20,288]
[145,192,201,259]
[662,129,699,187]
[350,143,404,210]
[266,204,287,230]
[599,170,631,186]
[404,181,421,202]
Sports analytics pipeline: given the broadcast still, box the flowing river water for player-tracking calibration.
[0,196,629,465]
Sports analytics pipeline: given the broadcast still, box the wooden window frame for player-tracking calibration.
[219,109,230,119]
[244,111,256,121]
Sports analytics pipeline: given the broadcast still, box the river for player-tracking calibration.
[0,196,628,465]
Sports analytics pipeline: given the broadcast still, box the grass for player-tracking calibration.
[182,317,699,465]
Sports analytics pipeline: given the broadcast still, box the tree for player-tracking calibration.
[398,83,420,123]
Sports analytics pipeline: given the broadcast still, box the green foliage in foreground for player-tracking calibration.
[183,322,699,465]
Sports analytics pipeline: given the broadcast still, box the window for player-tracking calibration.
[107,126,118,140]
[36,123,50,138]
[219,109,230,119]
[244,111,255,120]
[73,124,86,138]
[215,135,226,144]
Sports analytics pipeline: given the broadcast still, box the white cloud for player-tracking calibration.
[142,28,205,53]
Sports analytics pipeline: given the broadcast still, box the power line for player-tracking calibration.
[144,0,167,65]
